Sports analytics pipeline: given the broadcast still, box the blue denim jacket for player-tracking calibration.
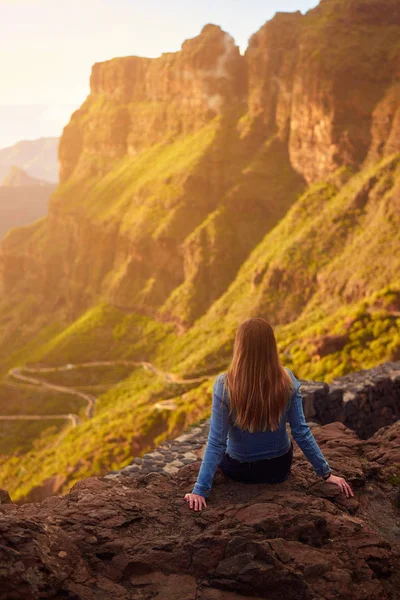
[192,368,332,497]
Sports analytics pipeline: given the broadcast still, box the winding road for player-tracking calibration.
[0,361,209,429]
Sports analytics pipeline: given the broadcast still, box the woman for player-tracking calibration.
[184,317,354,511]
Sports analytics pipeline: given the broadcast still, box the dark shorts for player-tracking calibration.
[218,440,293,484]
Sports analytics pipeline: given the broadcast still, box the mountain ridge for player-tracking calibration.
[0,137,59,184]
[1,165,53,187]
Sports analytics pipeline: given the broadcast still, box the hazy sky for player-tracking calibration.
[0,0,318,149]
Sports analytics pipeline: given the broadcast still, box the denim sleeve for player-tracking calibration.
[287,371,332,478]
[192,375,230,498]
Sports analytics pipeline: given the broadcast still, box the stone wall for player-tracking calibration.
[301,360,400,439]
[326,361,400,439]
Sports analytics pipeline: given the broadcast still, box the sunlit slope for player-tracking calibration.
[1,115,305,336]
[6,153,400,381]
[158,136,305,324]
[55,115,305,323]
[164,153,400,377]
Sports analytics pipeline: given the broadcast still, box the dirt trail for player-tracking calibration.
[21,360,207,384]
[9,367,96,419]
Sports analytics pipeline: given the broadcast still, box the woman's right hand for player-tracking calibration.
[325,474,354,497]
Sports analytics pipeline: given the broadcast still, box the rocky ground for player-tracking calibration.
[0,419,399,600]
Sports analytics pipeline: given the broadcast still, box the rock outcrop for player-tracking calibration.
[0,418,399,600]
[59,24,246,183]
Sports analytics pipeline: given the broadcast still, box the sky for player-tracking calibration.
[0,0,319,149]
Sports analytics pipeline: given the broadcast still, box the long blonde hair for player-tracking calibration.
[223,317,296,432]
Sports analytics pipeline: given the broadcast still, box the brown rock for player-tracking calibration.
[0,490,12,504]
[0,420,399,599]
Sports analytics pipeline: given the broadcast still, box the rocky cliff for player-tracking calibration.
[56,0,400,187]
[0,417,399,600]
[59,24,246,183]
[0,24,305,331]
[1,0,399,338]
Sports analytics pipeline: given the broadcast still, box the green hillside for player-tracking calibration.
[2,152,399,502]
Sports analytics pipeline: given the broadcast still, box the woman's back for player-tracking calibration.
[192,365,332,497]
[220,370,293,461]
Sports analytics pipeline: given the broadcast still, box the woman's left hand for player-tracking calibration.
[184,492,207,511]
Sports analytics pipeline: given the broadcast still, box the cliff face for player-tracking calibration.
[59,25,246,183]
[0,24,305,329]
[246,0,400,183]
[367,83,400,164]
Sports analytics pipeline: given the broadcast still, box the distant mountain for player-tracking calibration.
[0,167,55,240]
[1,165,53,187]
[0,137,59,184]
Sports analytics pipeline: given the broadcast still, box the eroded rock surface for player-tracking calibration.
[0,420,398,600]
